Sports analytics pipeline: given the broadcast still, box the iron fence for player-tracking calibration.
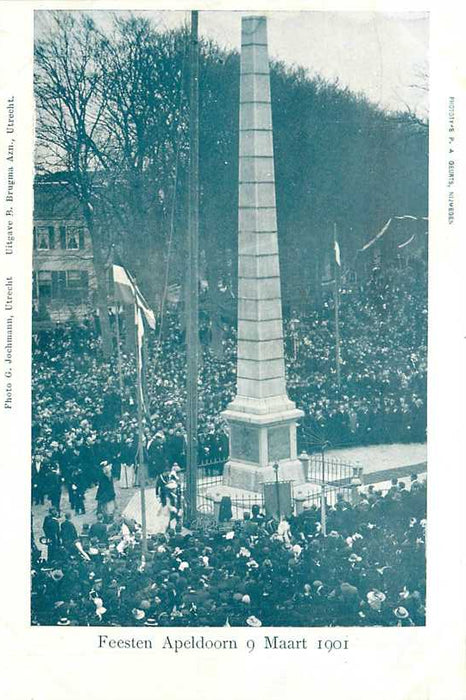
[294,484,354,511]
[180,469,265,522]
[305,454,361,487]
[178,455,360,523]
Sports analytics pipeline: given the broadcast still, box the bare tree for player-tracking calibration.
[97,15,189,307]
[34,11,113,356]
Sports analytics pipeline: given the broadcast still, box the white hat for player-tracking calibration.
[367,590,386,610]
[246,616,262,627]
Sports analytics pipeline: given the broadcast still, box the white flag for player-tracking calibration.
[334,240,341,267]
[135,305,148,416]
[113,256,156,330]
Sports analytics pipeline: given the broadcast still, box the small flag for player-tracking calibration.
[112,256,156,330]
[360,214,428,253]
[334,240,341,267]
[359,218,392,252]
[398,233,416,249]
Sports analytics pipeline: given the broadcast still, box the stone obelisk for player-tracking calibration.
[222,15,304,493]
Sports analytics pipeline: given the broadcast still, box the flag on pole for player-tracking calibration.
[334,240,341,267]
[112,257,156,330]
[134,305,149,416]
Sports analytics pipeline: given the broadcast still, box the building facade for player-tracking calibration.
[33,178,97,324]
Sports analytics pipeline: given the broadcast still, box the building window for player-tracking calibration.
[37,271,53,299]
[35,270,89,303]
[67,270,87,289]
[62,270,89,302]
[59,226,85,250]
[35,226,55,250]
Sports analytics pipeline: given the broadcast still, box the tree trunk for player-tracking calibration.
[92,250,113,358]
[84,212,112,358]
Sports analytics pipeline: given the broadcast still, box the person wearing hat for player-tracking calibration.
[155,469,170,509]
[32,453,46,506]
[251,504,265,525]
[70,466,86,515]
[147,432,167,479]
[46,464,63,515]
[60,512,78,553]
[42,508,61,562]
[218,496,233,524]
[119,437,136,489]
[96,462,116,517]
[393,606,415,627]
[89,513,109,544]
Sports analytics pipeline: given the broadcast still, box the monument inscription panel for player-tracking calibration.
[230,424,260,463]
[267,425,290,462]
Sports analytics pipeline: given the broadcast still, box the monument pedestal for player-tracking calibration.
[222,398,304,493]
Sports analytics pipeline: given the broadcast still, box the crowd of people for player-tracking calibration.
[286,266,427,449]
[32,475,426,627]
[32,265,426,499]
[31,263,427,626]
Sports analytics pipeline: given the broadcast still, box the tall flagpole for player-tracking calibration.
[111,245,125,399]
[185,10,199,527]
[134,306,148,556]
[114,303,124,399]
[333,222,341,390]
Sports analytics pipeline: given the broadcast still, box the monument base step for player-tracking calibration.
[222,459,306,493]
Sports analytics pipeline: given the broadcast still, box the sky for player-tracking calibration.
[35,10,429,117]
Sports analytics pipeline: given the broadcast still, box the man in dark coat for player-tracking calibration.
[46,465,62,514]
[147,433,167,478]
[42,508,61,562]
[89,513,108,544]
[95,462,116,516]
[70,467,86,514]
[32,455,46,505]
[60,512,78,552]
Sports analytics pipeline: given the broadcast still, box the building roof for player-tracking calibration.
[34,179,83,221]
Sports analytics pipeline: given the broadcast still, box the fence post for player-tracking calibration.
[350,467,362,506]
[298,452,310,482]
[294,492,307,516]
[212,491,223,522]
